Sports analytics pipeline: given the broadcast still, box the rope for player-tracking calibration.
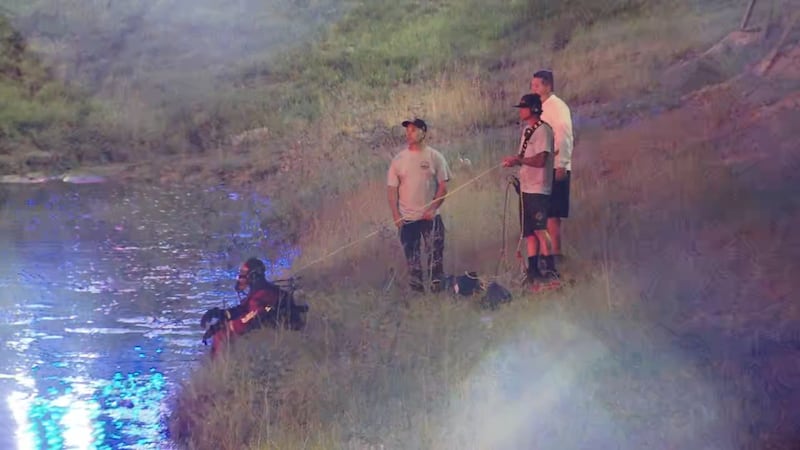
[495,176,519,276]
[191,162,503,353]
[291,162,504,274]
[495,175,526,278]
[516,176,526,276]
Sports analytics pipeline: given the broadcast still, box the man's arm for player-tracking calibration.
[424,181,448,219]
[424,152,450,218]
[517,151,549,168]
[551,116,564,165]
[223,297,251,321]
[201,296,250,328]
[387,186,402,227]
[553,102,574,178]
[387,161,403,227]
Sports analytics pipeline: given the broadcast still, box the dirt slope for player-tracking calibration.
[569,25,800,446]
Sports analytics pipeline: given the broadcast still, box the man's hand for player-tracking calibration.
[502,156,520,168]
[200,307,225,329]
[394,216,404,229]
[555,167,568,181]
[422,209,435,220]
[202,325,218,345]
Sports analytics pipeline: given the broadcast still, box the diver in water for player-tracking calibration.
[200,257,306,355]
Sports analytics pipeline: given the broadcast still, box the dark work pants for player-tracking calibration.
[399,215,445,289]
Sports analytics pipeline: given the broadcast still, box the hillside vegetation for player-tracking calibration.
[3,0,740,182]
[0,15,118,174]
[166,1,800,450]
[0,0,345,173]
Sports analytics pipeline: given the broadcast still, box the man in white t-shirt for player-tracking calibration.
[387,118,451,293]
[501,94,559,285]
[530,70,574,258]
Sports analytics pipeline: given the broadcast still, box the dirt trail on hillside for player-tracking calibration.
[566,25,800,447]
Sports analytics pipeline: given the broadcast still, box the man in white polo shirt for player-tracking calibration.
[531,70,574,258]
[387,118,451,293]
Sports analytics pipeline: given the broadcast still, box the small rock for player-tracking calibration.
[0,173,55,184]
[61,173,107,184]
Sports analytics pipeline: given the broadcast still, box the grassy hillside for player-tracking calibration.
[0,15,122,174]
[0,0,348,170]
[2,0,742,181]
[4,0,797,448]
[168,1,800,450]
[237,0,745,242]
[119,0,744,242]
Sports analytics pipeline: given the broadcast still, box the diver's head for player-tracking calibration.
[234,257,267,293]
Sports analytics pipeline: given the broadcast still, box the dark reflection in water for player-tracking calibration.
[0,181,295,449]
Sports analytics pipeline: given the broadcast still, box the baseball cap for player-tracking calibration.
[512,94,543,114]
[401,118,428,132]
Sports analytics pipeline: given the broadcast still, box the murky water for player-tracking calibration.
[0,181,295,449]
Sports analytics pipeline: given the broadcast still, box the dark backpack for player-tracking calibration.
[444,271,513,310]
[452,271,482,296]
[479,281,513,310]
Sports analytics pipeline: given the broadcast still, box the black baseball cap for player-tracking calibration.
[513,94,543,114]
[401,118,428,132]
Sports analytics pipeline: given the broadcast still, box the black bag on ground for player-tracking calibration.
[479,281,513,310]
[446,271,482,296]
[444,271,513,309]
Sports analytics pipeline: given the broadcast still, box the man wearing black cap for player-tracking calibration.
[502,94,560,285]
[387,118,451,293]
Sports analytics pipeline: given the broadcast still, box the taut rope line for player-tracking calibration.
[292,162,504,274]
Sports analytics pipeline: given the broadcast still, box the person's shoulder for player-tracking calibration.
[427,147,451,179]
[523,124,535,135]
[391,148,409,162]
[427,146,446,158]
[534,122,553,147]
[249,288,270,300]
[552,94,572,110]
[423,146,448,164]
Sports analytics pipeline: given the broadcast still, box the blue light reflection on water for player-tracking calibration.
[0,182,295,449]
[8,365,168,449]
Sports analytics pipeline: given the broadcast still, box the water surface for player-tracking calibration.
[0,181,293,449]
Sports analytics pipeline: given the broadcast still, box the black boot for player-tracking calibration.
[523,256,542,285]
[542,255,560,279]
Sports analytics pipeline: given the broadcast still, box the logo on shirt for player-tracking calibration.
[419,160,430,170]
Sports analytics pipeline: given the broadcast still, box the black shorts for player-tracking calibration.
[520,193,549,236]
[548,170,570,218]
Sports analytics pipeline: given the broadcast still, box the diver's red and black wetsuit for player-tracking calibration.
[201,257,308,355]
[209,281,279,355]
[223,284,278,332]
[201,258,281,356]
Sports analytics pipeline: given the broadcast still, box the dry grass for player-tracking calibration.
[319,0,741,133]
[0,0,747,177]
[170,93,800,449]
[247,0,744,244]
[550,5,742,102]
[168,2,800,449]
[172,240,786,450]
